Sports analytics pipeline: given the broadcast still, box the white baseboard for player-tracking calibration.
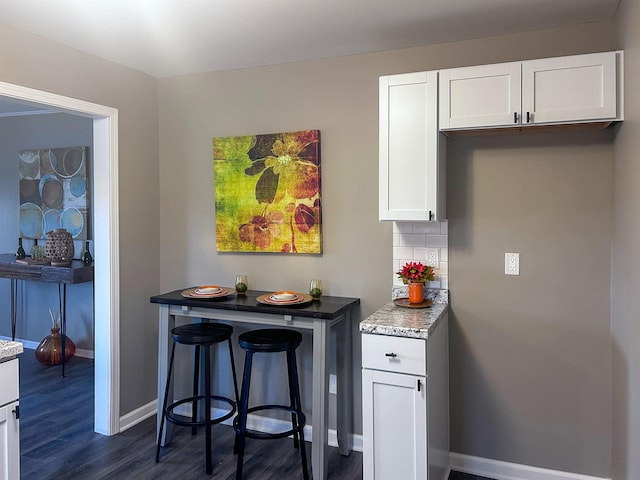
[173,404,363,452]
[119,399,157,432]
[450,452,610,480]
[2,337,94,359]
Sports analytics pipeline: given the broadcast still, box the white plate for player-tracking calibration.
[271,292,298,301]
[196,286,222,295]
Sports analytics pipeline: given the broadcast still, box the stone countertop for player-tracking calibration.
[0,340,23,361]
[359,288,449,340]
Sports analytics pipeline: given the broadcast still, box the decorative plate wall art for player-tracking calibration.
[213,130,322,254]
[18,146,90,240]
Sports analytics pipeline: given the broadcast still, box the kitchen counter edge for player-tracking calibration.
[359,288,449,340]
[0,340,23,361]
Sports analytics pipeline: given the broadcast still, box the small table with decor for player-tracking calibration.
[0,253,94,376]
[150,287,360,480]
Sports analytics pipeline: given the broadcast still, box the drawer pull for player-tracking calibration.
[384,352,397,358]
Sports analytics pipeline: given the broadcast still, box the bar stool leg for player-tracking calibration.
[192,345,201,436]
[235,351,253,480]
[156,343,177,463]
[204,345,213,475]
[286,349,300,449]
[227,337,240,407]
[289,349,309,480]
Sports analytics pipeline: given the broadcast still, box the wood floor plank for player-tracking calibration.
[18,348,364,479]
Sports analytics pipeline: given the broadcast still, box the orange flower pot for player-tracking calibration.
[408,282,424,304]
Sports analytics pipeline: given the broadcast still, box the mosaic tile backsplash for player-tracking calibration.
[392,221,448,289]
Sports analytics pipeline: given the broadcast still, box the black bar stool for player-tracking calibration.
[156,322,240,475]
[233,328,309,480]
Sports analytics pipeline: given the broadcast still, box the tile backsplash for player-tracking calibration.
[392,221,448,289]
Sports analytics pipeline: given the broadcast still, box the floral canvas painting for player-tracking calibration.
[213,130,322,253]
[18,146,90,240]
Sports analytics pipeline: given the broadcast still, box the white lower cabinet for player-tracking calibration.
[363,369,427,479]
[362,315,449,480]
[0,358,20,480]
[0,401,19,480]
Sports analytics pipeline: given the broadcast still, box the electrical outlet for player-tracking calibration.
[427,248,439,266]
[505,253,520,275]
[329,374,337,394]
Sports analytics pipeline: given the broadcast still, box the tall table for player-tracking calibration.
[0,253,94,376]
[150,289,360,480]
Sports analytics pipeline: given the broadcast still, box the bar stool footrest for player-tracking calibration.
[166,395,236,427]
[233,404,306,440]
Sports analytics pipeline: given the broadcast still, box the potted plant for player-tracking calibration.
[397,261,435,304]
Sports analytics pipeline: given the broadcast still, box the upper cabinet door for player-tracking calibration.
[379,71,440,222]
[439,62,521,129]
[522,52,618,124]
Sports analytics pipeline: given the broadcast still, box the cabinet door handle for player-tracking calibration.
[514,112,518,123]
[417,379,422,392]
[428,210,433,221]
[12,405,19,419]
[385,352,397,358]
[526,111,531,123]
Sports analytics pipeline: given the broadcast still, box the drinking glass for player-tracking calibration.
[235,275,248,295]
[309,279,323,300]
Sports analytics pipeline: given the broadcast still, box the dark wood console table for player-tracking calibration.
[0,253,94,376]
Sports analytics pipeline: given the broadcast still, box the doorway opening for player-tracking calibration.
[0,80,120,435]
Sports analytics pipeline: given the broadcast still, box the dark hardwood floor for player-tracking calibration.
[19,348,362,479]
[18,348,493,479]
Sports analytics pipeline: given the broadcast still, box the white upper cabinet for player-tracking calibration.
[439,62,521,129]
[522,52,617,124]
[439,51,622,131]
[379,71,445,222]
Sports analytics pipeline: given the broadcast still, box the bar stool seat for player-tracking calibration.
[233,328,309,480]
[156,322,239,475]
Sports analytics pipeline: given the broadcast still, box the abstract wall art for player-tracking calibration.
[213,130,322,253]
[19,146,90,240]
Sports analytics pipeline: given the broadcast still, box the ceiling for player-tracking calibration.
[0,0,621,116]
[0,0,621,79]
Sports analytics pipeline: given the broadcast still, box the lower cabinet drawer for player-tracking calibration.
[0,358,19,406]
[361,334,426,376]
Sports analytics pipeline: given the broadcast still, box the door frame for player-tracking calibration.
[0,80,120,435]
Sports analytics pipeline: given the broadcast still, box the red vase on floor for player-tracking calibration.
[35,327,76,366]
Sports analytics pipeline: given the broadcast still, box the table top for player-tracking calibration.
[150,288,360,320]
[0,253,94,284]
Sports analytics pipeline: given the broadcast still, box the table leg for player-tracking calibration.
[59,283,67,377]
[157,305,175,445]
[312,319,330,480]
[10,279,17,341]
[336,312,353,456]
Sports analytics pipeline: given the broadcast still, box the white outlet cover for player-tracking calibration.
[427,248,439,266]
[505,252,520,275]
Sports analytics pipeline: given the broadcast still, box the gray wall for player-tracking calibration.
[0,113,94,350]
[447,131,613,476]
[613,1,640,479]
[0,21,160,414]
